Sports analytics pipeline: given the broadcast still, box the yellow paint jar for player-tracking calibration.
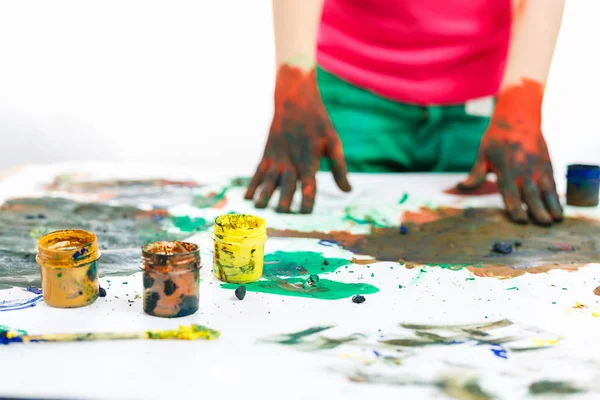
[212,214,267,283]
[36,229,101,308]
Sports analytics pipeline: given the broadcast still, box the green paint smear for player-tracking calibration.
[506,287,519,290]
[343,207,388,228]
[0,325,27,336]
[169,216,209,233]
[409,267,427,285]
[222,251,379,300]
[221,277,378,300]
[263,251,348,277]
[398,193,409,204]
[192,188,227,209]
[529,381,583,395]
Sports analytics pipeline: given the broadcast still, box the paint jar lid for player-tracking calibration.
[213,214,267,242]
[36,229,101,268]
[141,241,201,271]
[567,164,600,180]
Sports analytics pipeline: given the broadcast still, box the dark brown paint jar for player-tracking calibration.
[141,241,201,318]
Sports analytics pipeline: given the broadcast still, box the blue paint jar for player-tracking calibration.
[566,164,600,207]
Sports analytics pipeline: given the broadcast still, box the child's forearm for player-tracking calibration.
[500,0,565,88]
[272,0,324,70]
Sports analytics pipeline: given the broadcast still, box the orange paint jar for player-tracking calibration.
[36,229,101,308]
[141,241,201,318]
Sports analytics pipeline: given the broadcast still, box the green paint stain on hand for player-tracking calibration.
[221,277,378,300]
[57,273,62,278]
[398,193,409,204]
[169,216,209,233]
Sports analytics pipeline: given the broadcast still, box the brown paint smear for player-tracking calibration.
[444,180,499,196]
[269,207,600,279]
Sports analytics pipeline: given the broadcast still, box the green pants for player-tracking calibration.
[317,66,492,173]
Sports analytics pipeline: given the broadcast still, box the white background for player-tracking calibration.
[0,0,598,178]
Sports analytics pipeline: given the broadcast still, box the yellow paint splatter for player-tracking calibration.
[573,302,587,309]
[145,324,220,340]
[592,312,599,318]
[532,338,559,347]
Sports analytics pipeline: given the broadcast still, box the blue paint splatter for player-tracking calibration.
[0,334,24,345]
[373,350,381,357]
[25,287,42,295]
[318,240,340,247]
[0,295,43,312]
[490,344,508,359]
[399,226,408,235]
[72,247,88,260]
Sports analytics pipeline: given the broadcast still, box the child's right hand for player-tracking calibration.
[245,65,352,214]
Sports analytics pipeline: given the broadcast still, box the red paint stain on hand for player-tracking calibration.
[244,65,351,214]
[459,79,562,225]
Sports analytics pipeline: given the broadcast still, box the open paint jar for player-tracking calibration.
[141,241,201,318]
[212,214,267,283]
[36,229,101,308]
[566,164,600,207]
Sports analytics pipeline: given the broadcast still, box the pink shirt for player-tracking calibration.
[317,0,511,106]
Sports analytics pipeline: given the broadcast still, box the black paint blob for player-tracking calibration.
[144,291,160,314]
[175,295,199,317]
[492,242,513,254]
[143,274,154,289]
[98,286,107,297]
[352,295,366,304]
[235,285,246,300]
[163,279,178,296]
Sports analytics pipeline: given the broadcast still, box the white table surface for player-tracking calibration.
[0,163,599,400]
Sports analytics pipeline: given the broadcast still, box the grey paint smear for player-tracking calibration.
[0,197,205,289]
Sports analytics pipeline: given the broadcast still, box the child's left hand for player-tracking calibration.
[457,79,563,226]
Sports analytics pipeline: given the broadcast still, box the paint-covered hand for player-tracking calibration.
[458,79,563,225]
[245,64,351,213]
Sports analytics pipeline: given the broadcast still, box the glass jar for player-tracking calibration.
[212,214,267,283]
[141,241,201,318]
[36,229,100,308]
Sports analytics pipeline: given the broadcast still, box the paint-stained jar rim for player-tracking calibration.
[36,229,101,269]
[567,164,600,180]
[141,241,201,271]
[212,214,267,241]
